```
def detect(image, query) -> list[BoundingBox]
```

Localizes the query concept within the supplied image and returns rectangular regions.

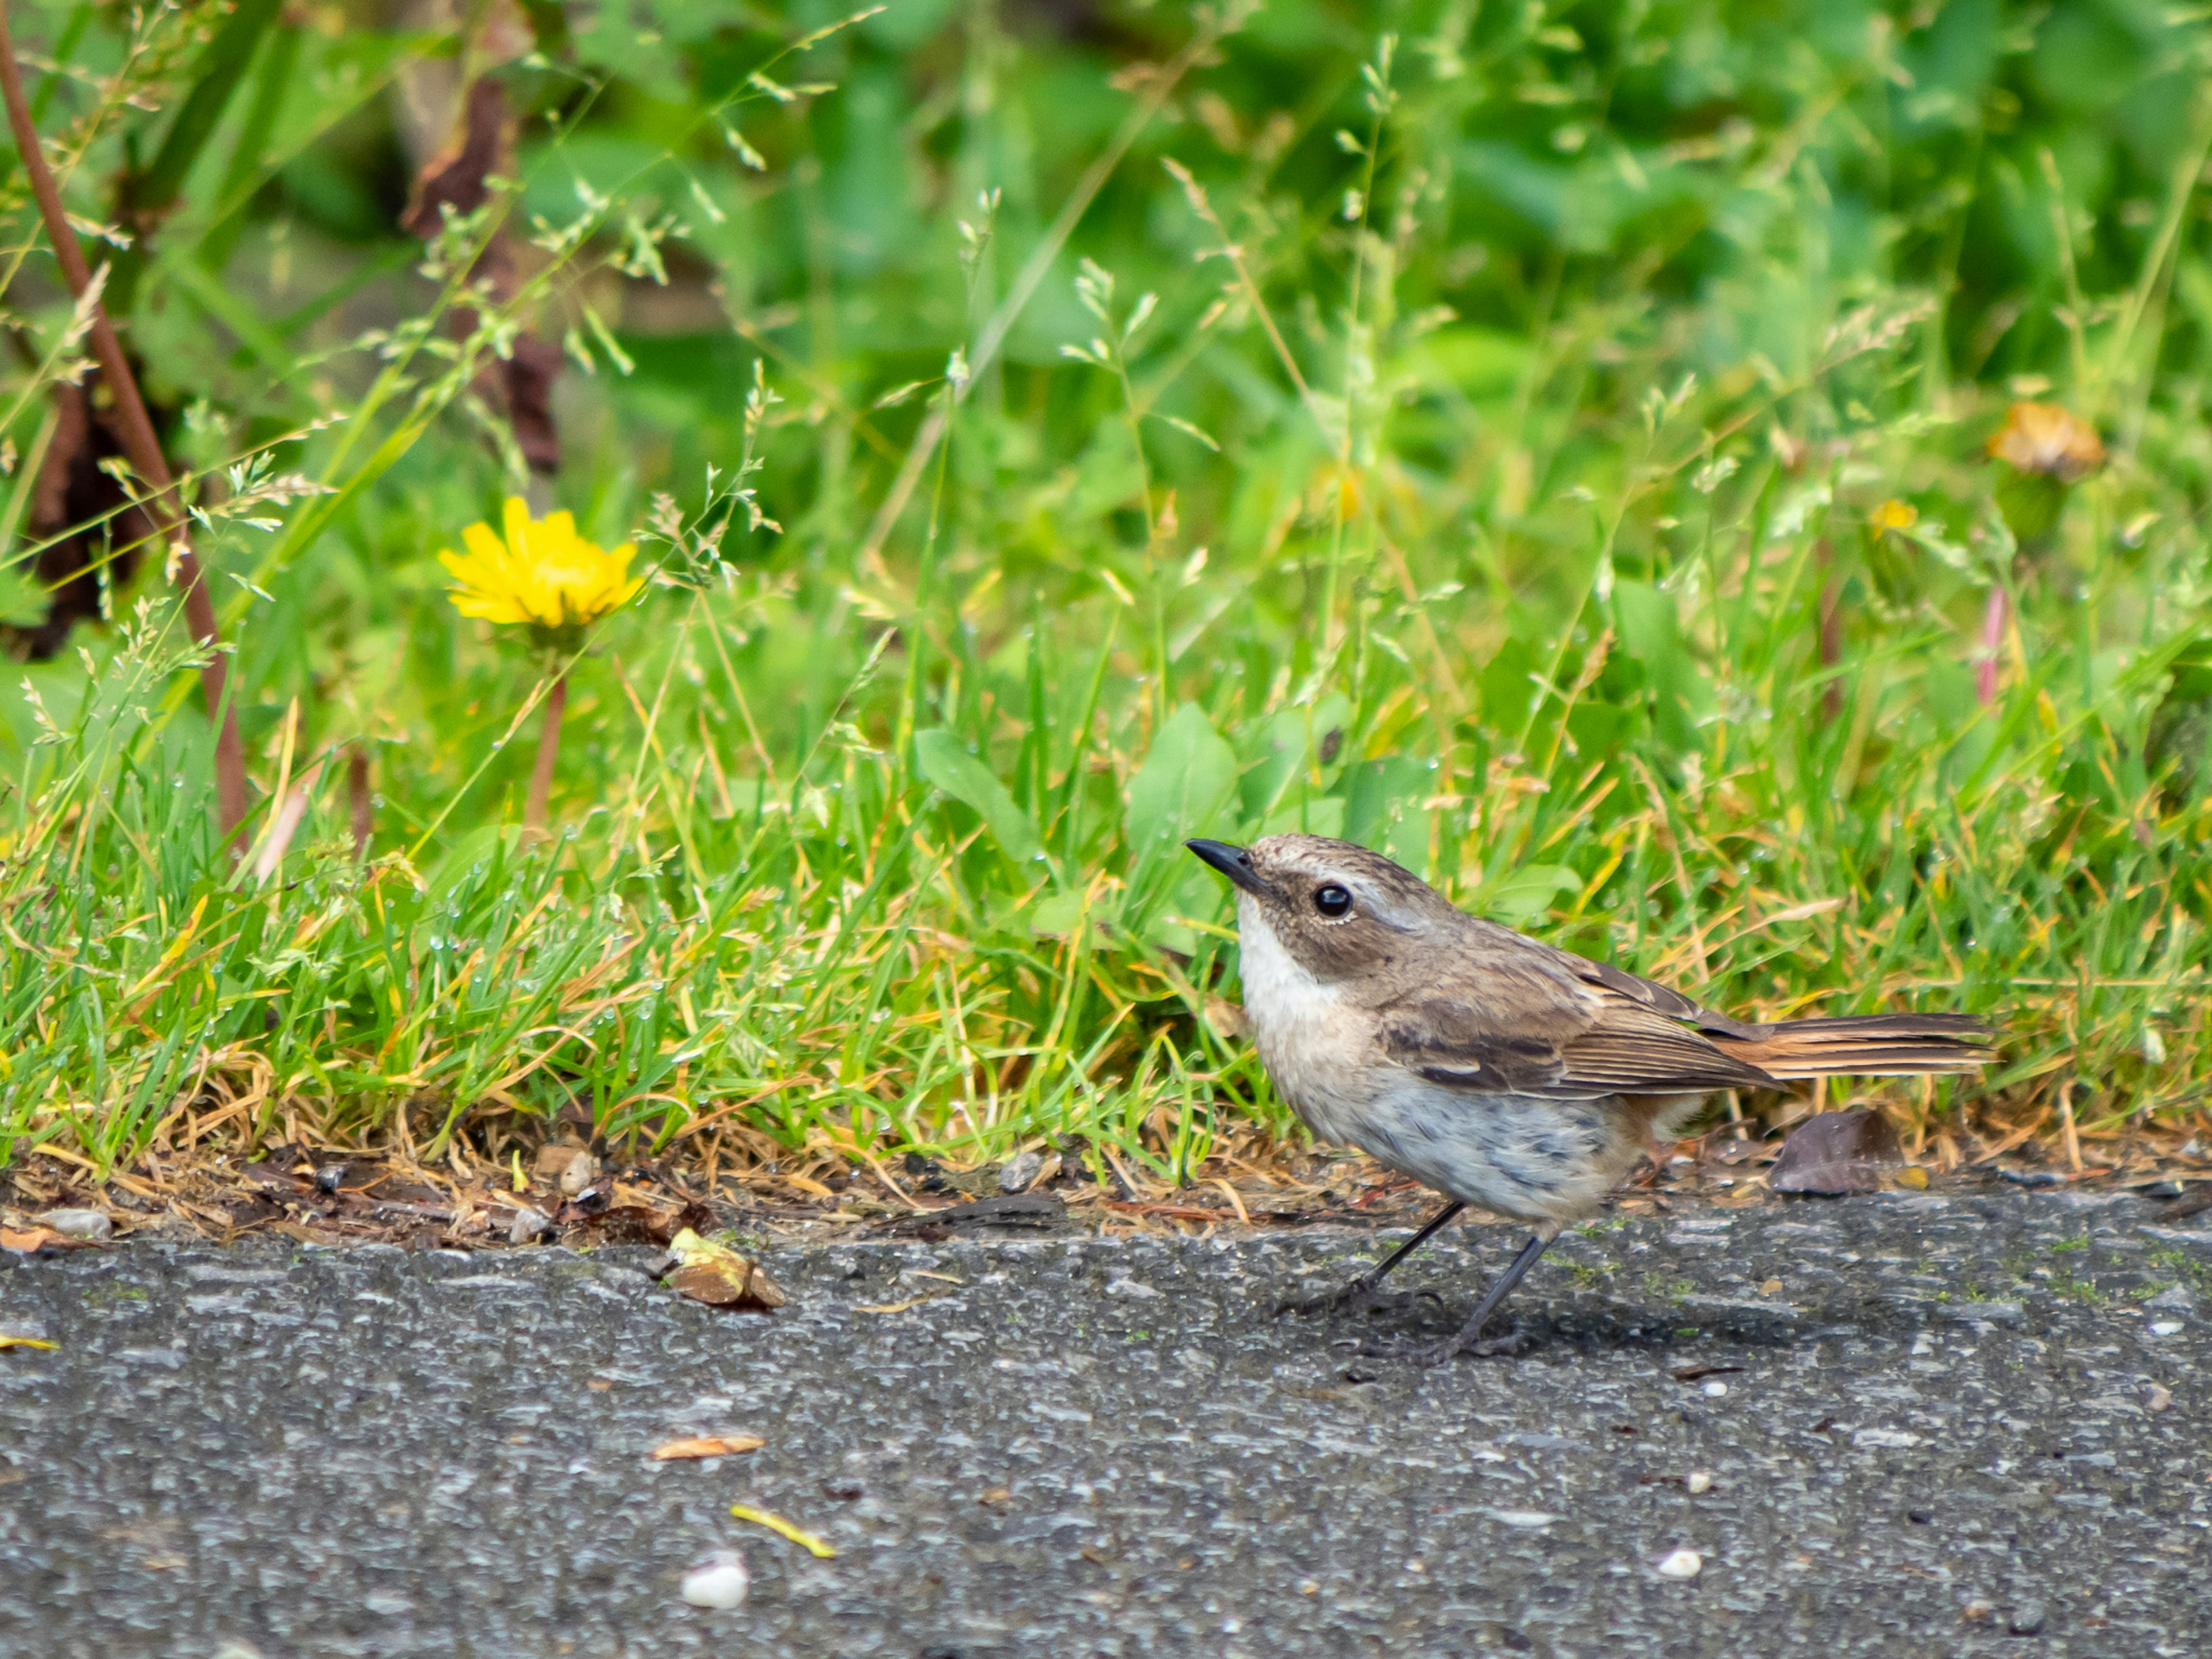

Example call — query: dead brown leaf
[653,1434,766,1461]
[665,1228,787,1311]
[669,1260,787,1310]
[1,1226,94,1255]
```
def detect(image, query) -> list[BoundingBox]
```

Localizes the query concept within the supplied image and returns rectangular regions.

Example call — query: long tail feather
[1706,1013,1993,1080]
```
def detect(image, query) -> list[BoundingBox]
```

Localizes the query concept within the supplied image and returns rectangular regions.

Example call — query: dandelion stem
[0,0,249,840]
[525,673,567,831]
[1976,587,2006,707]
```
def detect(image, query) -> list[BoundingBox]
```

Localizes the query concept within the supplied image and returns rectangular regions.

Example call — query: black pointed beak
[1185,839,1270,896]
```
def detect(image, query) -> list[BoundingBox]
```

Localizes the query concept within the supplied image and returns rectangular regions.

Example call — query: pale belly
[1252,999,1646,1224]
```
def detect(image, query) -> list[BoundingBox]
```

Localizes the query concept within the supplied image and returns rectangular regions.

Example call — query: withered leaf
[1768,1108,1903,1194]
[1,1226,96,1255]
[665,1228,786,1312]
[653,1434,765,1461]
[669,1261,786,1310]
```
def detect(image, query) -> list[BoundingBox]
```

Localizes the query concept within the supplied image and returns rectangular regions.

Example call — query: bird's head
[1184,834,1465,984]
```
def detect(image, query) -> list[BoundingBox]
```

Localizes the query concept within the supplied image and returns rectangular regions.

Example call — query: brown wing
[1382,920,1984,1096]
[1377,960,1777,1100]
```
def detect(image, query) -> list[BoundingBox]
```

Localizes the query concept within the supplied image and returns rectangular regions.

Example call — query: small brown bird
[1187,834,1992,1365]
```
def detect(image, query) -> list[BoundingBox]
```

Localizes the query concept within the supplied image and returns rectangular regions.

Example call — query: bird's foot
[1275,1277,1442,1320]
[1353,1325,1536,1368]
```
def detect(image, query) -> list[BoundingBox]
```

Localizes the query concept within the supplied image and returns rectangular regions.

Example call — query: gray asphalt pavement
[2,1189,2208,1657]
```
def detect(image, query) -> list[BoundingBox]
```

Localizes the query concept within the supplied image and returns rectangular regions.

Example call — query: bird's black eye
[1314,884,1352,918]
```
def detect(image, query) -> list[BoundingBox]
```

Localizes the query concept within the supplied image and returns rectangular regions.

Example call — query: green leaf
[1612,579,1712,752]
[1339,754,1435,873]
[1479,865,1585,923]
[1125,703,1238,863]
[915,729,1044,864]
[0,564,47,630]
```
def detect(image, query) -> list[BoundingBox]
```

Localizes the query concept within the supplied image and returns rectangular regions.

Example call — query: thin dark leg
[1402,1230,1555,1368]
[1278,1200,1464,1318]
[1364,1200,1465,1287]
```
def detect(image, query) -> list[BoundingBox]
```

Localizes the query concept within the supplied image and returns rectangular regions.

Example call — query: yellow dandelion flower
[1987,402,2104,483]
[438,498,643,634]
[1869,498,1918,533]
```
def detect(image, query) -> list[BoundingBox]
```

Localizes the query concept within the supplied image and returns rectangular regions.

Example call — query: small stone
[1758,1278,1783,1296]
[1702,1380,1728,1397]
[1486,1510,1558,1529]
[1852,1427,1923,1449]
[35,1209,111,1243]
[2144,1384,2173,1412]
[2143,1285,2196,1310]
[1961,1600,1994,1622]
[559,1153,601,1198]
[1685,1471,1713,1495]
[680,1550,750,1610]
[509,1207,551,1245]
[998,1152,1044,1194]
[2149,1320,2184,1336]
[1654,1548,1702,1580]
[2006,1601,2046,1636]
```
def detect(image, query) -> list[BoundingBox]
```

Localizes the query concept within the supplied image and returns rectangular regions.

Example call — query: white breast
[1232,895,1377,1146]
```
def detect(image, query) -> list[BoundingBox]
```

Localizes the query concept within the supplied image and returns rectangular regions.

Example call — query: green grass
[4,0,2212,1184]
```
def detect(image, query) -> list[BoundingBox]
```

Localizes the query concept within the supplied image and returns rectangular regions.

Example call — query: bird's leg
[1363,1229,1556,1366]
[1277,1200,1464,1318]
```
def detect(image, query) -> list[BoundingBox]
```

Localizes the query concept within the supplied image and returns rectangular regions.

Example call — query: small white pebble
[1655,1548,1703,1580]
[680,1551,750,1610]
[1702,1380,1729,1397]
[1296,1578,1320,1594]
[1685,1471,1713,1495]
[1487,1509,1559,1529]
[2149,1321,2184,1336]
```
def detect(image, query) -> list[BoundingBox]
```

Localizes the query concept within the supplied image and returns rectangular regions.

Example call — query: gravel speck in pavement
[2,1191,2209,1656]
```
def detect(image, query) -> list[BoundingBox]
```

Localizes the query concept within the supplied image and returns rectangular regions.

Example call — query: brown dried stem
[0,0,248,836]
[524,673,566,831]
